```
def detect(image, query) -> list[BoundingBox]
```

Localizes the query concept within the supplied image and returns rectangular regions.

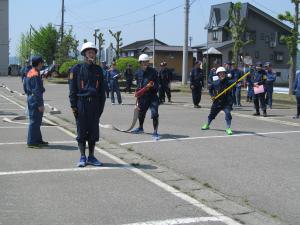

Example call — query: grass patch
[47,77,68,84]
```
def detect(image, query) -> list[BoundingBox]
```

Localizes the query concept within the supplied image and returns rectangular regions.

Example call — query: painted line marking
[0,166,122,176]
[122,216,222,225]
[0,126,56,129]
[0,140,76,146]
[2,85,243,225]
[0,94,25,109]
[120,130,300,146]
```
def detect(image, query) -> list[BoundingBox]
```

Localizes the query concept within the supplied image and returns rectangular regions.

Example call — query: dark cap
[31,56,44,67]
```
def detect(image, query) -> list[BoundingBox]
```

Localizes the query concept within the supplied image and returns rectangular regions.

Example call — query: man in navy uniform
[132,54,160,140]
[25,56,48,148]
[252,62,267,117]
[107,62,122,104]
[264,62,276,109]
[201,67,236,135]
[190,60,204,108]
[158,61,172,103]
[69,42,106,167]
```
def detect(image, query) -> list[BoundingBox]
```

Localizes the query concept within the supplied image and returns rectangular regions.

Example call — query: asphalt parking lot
[0,76,299,225]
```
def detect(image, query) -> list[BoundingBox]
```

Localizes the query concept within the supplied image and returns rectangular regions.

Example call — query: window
[275,52,284,62]
[212,31,218,40]
[255,51,260,59]
[269,54,274,60]
[245,31,256,43]
[276,72,281,77]
[265,35,270,43]
[278,33,286,45]
[260,33,265,40]
[128,51,134,57]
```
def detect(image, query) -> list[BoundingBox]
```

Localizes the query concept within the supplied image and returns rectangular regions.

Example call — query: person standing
[264,62,276,109]
[293,70,300,119]
[25,56,48,148]
[131,54,160,140]
[158,61,172,103]
[252,62,267,117]
[108,62,122,104]
[231,63,243,106]
[69,42,106,167]
[101,61,110,98]
[124,64,133,94]
[190,60,204,108]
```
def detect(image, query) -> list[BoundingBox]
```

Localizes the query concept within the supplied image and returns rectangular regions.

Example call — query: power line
[250,0,280,16]
[67,0,168,25]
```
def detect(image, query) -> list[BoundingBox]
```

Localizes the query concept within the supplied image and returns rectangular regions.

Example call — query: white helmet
[80,42,98,56]
[138,53,150,62]
[216,67,226,75]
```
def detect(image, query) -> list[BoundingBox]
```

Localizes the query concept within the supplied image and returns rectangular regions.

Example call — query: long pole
[61,0,65,43]
[29,25,32,60]
[153,14,156,68]
[205,26,209,88]
[182,0,189,85]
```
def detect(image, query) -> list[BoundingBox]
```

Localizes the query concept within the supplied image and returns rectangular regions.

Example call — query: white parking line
[0,94,25,109]
[0,166,122,176]
[120,130,300,146]
[0,126,56,129]
[122,216,222,225]
[2,87,242,225]
[0,140,76,146]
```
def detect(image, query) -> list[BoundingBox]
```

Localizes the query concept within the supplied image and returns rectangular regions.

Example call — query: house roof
[203,47,222,55]
[121,39,167,51]
[142,45,193,52]
[205,2,291,33]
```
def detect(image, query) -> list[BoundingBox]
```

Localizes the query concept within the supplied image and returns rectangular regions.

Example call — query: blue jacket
[294,71,300,97]
[265,70,276,88]
[251,69,267,86]
[209,77,236,106]
[190,68,204,88]
[230,69,243,87]
[69,63,106,115]
[25,68,45,107]
[107,68,120,81]
[135,66,159,98]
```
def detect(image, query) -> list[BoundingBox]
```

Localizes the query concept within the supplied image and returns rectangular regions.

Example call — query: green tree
[30,23,59,64]
[97,32,105,62]
[17,32,31,65]
[116,57,139,73]
[55,28,79,66]
[278,0,299,94]
[227,2,252,63]
[109,30,123,59]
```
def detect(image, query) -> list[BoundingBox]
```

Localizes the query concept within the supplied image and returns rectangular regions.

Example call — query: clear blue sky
[9,0,294,57]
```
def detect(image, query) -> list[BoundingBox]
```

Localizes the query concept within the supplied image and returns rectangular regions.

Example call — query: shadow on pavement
[45,144,78,151]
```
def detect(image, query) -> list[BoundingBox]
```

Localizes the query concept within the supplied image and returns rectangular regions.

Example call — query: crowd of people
[19,41,300,167]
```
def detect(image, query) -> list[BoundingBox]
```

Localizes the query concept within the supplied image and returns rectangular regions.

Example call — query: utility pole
[153,14,156,68]
[182,0,189,85]
[29,25,32,60]
[93,29,99,46]
[97,32,105,63]
[189,36,192,47]
[60,0,65,43]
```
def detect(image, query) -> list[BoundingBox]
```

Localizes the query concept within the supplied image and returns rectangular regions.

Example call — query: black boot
[263,110,267,117]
